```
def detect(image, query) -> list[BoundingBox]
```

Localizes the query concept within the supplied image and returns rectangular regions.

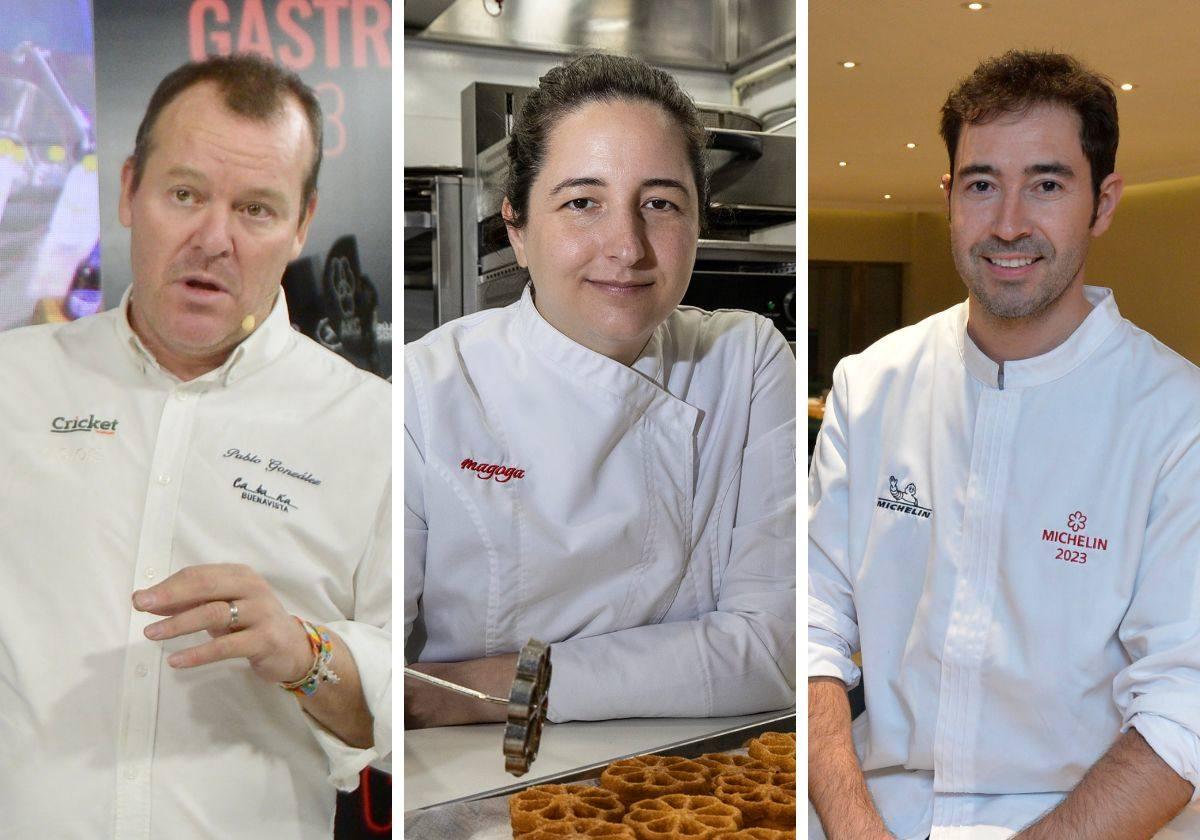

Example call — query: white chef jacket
[405,286,795,721]
[0,289,391,840]
[809,287,1200,840]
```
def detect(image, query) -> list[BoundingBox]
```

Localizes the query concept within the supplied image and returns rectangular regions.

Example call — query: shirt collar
[516,283,669,387]
[954,285,1123,390]
[113,285,296,388]
[515,283,702,440]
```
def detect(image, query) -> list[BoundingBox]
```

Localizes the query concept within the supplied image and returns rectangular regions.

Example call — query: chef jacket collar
[517,285,696,427]
[955,285,1122,390]
[114,285,296,388]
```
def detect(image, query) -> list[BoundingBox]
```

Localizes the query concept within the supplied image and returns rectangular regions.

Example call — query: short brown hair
[129,53,323,218]
[940,50,1118,215]
[504,52,708,230]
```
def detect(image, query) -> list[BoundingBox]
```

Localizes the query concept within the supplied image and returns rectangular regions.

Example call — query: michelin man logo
[877,474,931,519]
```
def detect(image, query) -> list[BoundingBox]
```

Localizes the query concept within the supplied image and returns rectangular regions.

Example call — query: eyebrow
[548,176,691,195]
[642,178,690,193]
[165,165,209,183]
[956,162,1076,178]
[1027,162,1075,177]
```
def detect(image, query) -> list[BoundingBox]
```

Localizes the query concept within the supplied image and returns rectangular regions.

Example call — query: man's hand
[133,563,375,749]
[405,653,519,729]
[134,563,311,684]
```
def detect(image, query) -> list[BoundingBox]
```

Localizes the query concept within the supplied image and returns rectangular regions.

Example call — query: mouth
[980,254,1044,279]
[584,278,654,294]
[983,256,1042,269]
[179,275,230,295]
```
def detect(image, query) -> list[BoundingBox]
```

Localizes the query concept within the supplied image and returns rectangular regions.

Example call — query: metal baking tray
[424,709,795,810]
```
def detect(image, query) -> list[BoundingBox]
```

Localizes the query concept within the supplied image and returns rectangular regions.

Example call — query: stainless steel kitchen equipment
[406,0,796,74]
[404,167,463,342]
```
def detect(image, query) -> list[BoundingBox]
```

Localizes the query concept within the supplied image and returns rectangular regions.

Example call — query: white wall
[404,37,735,167]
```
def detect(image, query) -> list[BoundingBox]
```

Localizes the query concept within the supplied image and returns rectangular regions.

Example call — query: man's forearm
[808,676,894,840]
[297,630,375,749]
[1016,728,1193,840]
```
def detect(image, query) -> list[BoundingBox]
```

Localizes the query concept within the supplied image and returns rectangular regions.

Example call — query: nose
[603,205,647,267]
[190,206,234,258]
[992,188,1032,243]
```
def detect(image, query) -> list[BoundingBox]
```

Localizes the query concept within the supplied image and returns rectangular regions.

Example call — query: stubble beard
[952,233,1088,324]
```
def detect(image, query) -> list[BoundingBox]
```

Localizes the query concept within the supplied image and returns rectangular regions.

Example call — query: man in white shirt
[809,50,1200,840]
[0,55,390,839]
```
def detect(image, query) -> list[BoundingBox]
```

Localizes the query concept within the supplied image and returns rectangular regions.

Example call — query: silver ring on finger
[227,600,240,630]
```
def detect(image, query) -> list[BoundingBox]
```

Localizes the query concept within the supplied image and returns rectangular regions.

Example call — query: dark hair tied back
[504,52,708,230]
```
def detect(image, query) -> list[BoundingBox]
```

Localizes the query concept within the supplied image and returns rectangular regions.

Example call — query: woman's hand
[405,653,519,729]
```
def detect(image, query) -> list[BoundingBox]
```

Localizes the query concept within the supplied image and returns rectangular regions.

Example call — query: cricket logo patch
[50,414,119,436]
[877,475,932,519]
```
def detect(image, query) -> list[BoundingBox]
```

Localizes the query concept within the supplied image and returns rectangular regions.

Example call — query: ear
[502,198,527,267]
[291,191,319,260]
[1089,172,1124,237]
[118,157,136,229]
[941,173,952,216]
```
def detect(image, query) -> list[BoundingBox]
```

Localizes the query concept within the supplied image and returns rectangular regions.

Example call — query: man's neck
[966,284,1094,364]
[126,306,234,383]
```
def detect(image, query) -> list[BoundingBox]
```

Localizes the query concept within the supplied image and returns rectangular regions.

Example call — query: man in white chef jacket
[0,55,389,839]
[809,50,1200,840]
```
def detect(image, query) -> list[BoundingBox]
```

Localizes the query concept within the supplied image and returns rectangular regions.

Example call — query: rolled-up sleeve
[1114,428,1200,801]
[547,321,796,721]
[808,361,862,690]
[304,478,393,791]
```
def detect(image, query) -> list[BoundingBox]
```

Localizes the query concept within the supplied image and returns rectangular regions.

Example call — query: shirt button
[144,567,156,580]
[135,663,149,677]
[157,474,171,485]
[125,767,138,780]
[174,391,190,401]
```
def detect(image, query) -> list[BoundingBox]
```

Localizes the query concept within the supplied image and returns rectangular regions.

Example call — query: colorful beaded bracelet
[280,617,340,697]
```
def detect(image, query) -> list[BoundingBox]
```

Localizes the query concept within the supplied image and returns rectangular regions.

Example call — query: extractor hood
[404,0,795,73]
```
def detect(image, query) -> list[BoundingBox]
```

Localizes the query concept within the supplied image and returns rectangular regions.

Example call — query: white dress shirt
[809,287,1200,839]
[405,287,795,722]
[0,290,391,840]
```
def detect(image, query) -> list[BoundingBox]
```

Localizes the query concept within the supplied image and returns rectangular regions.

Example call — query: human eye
[562,197,597,211]
[1035,180,1063,194]
[644,198,679,212]
[241,201,274,219]
[965,180,994,194]
[171,187,197,205]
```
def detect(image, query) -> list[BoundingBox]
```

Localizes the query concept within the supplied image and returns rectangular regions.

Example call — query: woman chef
[404,53,795,727]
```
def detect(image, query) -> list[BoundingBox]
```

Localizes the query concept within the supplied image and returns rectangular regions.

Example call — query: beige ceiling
[810,0,1200,210]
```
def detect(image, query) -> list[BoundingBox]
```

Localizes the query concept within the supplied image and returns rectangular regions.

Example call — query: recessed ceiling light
[963,2,988,9]
[884,194,892,200]
[906,142,917,149]
[1120,82,1137,91]
[840,60,857,69]
[838,161,847,167]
